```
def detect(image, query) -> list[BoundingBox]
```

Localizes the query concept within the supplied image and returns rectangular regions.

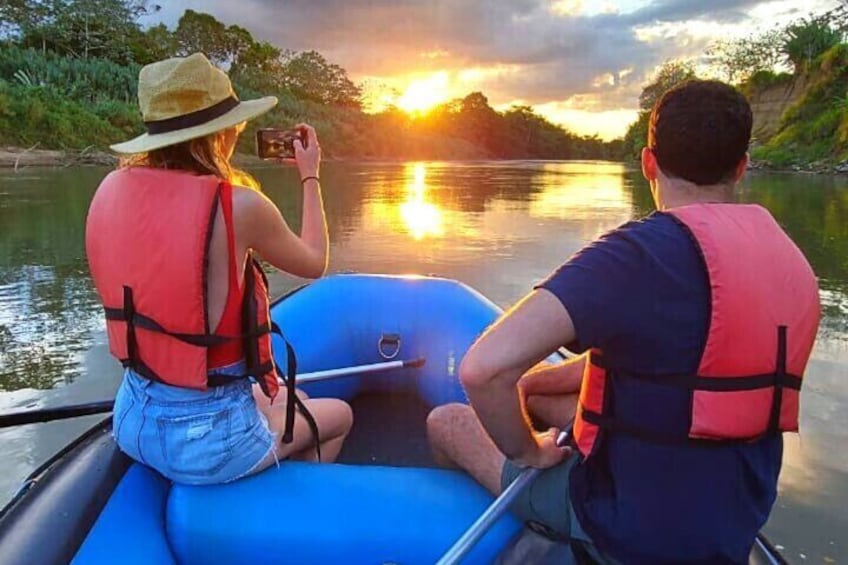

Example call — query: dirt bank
[0,146,117,169]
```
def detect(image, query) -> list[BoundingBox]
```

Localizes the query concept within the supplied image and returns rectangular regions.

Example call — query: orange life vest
[574,203,820,457]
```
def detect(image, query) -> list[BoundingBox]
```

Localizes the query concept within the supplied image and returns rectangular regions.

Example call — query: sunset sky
[149,0,840,140]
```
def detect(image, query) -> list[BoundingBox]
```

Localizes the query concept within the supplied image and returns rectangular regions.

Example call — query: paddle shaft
[436,428,572,565]
[0,357,425,428]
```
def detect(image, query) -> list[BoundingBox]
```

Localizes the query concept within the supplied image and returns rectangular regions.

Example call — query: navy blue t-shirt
[540,212,782,564]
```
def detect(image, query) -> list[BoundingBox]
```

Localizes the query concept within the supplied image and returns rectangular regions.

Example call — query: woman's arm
[239,124,328,279]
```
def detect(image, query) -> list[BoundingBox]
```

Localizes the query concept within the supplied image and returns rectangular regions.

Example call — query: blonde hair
[120,128,259,190]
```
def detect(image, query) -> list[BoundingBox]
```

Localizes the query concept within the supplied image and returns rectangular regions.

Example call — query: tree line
[0,1,620,160]
[622,2,848,168]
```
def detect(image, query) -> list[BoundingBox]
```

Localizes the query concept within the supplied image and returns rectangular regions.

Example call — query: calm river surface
[1,161,846,562]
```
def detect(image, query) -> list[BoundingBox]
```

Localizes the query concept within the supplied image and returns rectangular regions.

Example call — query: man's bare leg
[526,394,578,429]
[426,403,507,495]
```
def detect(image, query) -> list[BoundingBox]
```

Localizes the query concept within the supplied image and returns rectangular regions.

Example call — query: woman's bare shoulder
[232,185,272,214]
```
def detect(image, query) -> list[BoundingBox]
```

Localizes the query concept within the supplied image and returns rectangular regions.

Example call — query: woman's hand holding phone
[293,123,320,183]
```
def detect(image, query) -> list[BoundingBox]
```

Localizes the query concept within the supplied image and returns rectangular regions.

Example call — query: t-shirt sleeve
[536,221,650,353]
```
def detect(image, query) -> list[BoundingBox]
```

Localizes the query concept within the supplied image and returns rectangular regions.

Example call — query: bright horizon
[149,0,842,140]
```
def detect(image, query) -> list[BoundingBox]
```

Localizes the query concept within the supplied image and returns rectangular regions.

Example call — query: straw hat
[110,53,277,154]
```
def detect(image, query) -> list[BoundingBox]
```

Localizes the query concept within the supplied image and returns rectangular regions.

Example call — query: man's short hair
[648,80,752,186]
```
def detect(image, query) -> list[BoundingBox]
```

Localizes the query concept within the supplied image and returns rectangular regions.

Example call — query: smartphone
[255,128,306,160]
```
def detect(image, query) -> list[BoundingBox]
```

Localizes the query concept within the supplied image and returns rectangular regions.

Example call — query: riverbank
[749,158,848,175]
[4,145,848,176]
[0,146,115,170]
[0,147,359,169]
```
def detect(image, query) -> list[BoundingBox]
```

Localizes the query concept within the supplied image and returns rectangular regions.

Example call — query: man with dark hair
[427,80,820,563]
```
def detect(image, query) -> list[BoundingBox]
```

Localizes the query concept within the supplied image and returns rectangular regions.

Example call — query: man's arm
[459,288,577,467]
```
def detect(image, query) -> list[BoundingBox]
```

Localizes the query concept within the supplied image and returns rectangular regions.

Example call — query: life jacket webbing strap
[122,286,138,365]
[590,346,802,392]
[282,334,297,444]
[104,307,272,346]
[294,394,322,462]
[582,408,781,446]
[120,357,166,384]
[592,366,801,392]
[271,322,321,459]
[204,360,275,386]
[768,326,788,434]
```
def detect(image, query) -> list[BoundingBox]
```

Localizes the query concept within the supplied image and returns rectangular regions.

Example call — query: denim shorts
[112,362,277,485]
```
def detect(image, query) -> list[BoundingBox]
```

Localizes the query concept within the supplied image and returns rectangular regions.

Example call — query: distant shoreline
[1,146,846,176]
[0,146,116,170]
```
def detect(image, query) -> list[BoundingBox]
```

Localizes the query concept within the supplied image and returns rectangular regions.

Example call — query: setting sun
[397,73,450,114]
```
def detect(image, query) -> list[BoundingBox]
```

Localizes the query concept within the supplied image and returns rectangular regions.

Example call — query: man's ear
[641,147,658,181]
[733,153,749,183]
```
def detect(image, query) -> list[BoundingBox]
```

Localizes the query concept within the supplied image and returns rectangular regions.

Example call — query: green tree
[5,0,158,62]
[280,50,361,109]
[174,9,228,64]
[783,14,844,72]
[638,60,696,110]
[0,0,32,38]
[709,29,785,83]
[128,22,178,65]
[455,92,501,151]
[174,11,261,68]
[230,40,283,91]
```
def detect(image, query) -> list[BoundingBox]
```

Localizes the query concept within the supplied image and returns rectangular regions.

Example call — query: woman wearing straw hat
[85,53,353,485]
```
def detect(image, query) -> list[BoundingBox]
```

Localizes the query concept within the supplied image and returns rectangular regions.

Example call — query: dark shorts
[501,456,613,564]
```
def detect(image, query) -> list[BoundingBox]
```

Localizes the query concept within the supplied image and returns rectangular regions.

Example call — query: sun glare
[397,74,449,114]
[399,163,444,239]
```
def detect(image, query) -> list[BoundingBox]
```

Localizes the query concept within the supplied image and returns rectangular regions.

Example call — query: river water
[0,161,846,562]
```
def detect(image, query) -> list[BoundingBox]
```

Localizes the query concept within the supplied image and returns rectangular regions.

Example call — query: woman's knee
[303,398,353,439]
[331,400,353,435]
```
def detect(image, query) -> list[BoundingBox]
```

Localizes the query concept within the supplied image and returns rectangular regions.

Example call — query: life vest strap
[270,322,321,461]
[294,394,322,462]
[590,333,802,392]
[767,325,788,434]
[580,408,780,446]
[104,307,272,346]
[122,286,138,365]
[615,370,801,391]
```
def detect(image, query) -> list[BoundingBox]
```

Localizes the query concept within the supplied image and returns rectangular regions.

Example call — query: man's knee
[426,403,470,445]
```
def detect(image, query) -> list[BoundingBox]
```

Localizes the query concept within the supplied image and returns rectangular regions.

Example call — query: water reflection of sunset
[399,163,444,240]
[529,162,632,221]
[360,163,447,241]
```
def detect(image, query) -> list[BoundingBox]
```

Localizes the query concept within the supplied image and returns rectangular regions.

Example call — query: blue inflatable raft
[0,274,785,564]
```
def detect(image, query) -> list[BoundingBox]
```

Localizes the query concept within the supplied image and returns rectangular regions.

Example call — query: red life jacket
[86,167,281,396]
[574,203,820,457]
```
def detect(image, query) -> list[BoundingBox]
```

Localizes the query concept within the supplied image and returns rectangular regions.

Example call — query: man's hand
[514,428,572,469]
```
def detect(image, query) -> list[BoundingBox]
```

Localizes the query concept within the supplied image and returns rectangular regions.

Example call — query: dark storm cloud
[153,0,777,110]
